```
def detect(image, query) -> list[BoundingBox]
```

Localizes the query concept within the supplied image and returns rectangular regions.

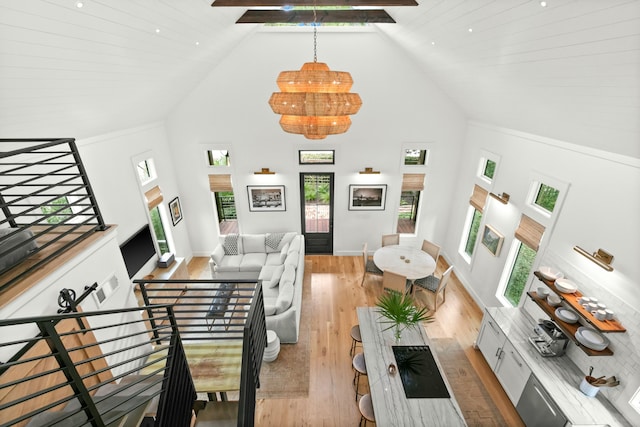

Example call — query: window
[137,159,156,184]
[144,185,173,254]
[459,184,488,261]
[464,209,483,256]
[41,196,72,224]
[483,159,496,180]
[498,214,545,307]
[533,183,559,213]
[403,149,428,165]
[502,243,537,306]
[207,150,230,167]
[397,174,424,234]
[299,150,335,164]
[209,174,238,235]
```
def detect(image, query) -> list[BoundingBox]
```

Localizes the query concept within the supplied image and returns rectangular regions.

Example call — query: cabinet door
[495,340,532,404]
[477,312,506,370]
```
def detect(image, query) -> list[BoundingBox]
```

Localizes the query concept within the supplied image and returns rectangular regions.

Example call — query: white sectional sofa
[209,232,305,343]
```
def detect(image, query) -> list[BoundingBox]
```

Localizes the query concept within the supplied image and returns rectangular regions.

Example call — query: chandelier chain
[313,0,317,62]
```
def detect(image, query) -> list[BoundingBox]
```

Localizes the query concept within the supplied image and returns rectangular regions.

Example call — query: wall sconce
[573,246,614,271]
[254,168,275,175]
[359,167,380,174]
[489,192,510,204]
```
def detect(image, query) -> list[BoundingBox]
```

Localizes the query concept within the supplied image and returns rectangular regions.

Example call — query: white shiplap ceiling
[1,0,638,158]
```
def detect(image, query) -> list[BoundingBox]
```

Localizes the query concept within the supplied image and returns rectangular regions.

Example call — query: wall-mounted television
[119,225,157,279]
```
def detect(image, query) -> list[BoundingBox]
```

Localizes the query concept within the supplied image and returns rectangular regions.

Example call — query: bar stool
[352,352,367,401]
[358,393,375,426]
[350,325,362,357]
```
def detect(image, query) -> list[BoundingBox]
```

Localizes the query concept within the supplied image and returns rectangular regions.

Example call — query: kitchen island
[357,307,467,426]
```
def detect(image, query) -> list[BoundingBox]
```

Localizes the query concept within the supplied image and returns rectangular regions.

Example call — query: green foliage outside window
[404,149,427,165]
[534,183,559,212]
[41,196,72,224]
[503,243,537,306]
[483,159,496,179]
[149,207,170,254]
[207,150,230,167]
[304,176,330,204]
[464,209,482,256]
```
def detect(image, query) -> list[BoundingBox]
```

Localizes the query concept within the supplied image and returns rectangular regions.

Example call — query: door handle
[533,385,557,417]
[510,351,523,367]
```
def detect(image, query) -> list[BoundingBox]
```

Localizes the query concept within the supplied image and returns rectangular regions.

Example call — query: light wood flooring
[187,255,525,427]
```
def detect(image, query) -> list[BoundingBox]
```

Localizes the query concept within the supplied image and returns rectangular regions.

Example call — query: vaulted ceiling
[1,0,638,159]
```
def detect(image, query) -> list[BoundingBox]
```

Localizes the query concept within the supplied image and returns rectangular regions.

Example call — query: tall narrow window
[501,214,545,306]
[144,185,171,255]
[397,173,424,234]
[209,174,238,235]
[460,184,488,259]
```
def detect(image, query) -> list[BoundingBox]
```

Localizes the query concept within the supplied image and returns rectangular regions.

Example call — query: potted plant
[375,292,433,342]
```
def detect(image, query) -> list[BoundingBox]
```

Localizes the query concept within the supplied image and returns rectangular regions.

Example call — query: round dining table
[373,244,436,281]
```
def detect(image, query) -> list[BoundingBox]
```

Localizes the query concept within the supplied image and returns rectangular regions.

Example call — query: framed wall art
[247,185,286,212]
[481,224,504,256]
[348,184,387,211]
[169,197,183,226]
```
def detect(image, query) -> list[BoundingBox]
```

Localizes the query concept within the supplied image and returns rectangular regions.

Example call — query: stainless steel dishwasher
[516,374,567,427]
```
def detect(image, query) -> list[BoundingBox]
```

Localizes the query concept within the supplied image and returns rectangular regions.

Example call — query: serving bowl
[539,266,564,281]
[547,294,562,307]
[575,327,609,351]
[536,287,550,298]
[555,278,578,294]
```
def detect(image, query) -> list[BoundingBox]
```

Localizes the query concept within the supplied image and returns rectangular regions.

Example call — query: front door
[300,173,334,254]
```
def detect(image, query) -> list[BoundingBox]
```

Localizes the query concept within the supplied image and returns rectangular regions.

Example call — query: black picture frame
[247,185,286,212]
[298,150,335,165]
[169,196,183,226]
[348,184,387,211]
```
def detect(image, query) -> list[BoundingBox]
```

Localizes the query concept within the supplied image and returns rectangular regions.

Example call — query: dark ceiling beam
[236,9,395,23]
[212,0,417,7]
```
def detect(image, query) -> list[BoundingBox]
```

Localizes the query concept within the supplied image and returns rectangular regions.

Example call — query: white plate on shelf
[539,266,564,281]
[555,278,578,294]
[575,327,609,351]
[555,307,579,324]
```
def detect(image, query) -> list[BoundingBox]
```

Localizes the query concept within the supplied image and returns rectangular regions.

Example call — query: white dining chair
[382,270,409,296]
[421,239,440,264]
[361,242,383,286]
[381,233,399,247]
[413,265,454,312]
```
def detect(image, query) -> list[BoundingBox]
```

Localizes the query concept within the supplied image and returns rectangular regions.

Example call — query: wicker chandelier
[268,7,361,140]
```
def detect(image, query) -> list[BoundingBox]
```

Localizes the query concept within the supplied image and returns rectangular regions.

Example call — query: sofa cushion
[222,234,240,255]
[263,297,278,315]
[288,236,302,255]
[275,280,294,314]
[216,255,242,272]
[211,245,225,265]
[259,264,285,289]
[284,251,299,268]
[280,263,296,286]
[242,234,265,253]
[239,253,267,272]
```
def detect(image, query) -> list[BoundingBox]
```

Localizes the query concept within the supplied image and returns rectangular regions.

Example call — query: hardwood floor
[187,255,525,426]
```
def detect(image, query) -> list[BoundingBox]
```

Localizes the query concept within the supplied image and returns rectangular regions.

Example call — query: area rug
[430,338,508,427]
[256,260,312,399]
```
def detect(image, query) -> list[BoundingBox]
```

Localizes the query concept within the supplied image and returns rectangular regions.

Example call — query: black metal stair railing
[0,138,108,293]
[0,305,195,427]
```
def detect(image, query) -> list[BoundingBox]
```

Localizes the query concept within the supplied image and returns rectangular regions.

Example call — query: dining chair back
[381,233,400,247]
[421,239,441,263]
[194,401,239,427]
[361,242,383,286]
[382,270,409,295]
[413,265,454,312]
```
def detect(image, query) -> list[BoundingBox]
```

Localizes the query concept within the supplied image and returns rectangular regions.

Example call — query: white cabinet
[477,311,532,405]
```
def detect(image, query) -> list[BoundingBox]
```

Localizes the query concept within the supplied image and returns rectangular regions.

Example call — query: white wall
[76,123,193,277]
[444,122,640,423]
[165,28,467,256]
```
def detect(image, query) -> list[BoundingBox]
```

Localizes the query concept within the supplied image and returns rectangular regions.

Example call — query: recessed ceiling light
[155,28,161,34]
[431,41,436,46]
[540,1,547,7]
[195,41,200,46]
[468,28,473,33]
[76,1,84,8]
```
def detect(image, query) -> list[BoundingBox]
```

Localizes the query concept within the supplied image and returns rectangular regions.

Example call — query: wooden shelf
[527,291,613,356]
[533,271,625,333]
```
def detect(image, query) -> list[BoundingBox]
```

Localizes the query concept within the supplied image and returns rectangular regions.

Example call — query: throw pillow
[284,251,298,268]
[259,264,285,289]
[211,245,225,265]
[275,280,295,314]
[280,263,296,285]
[222,234,239,255]
[288,236,302,254]
[266,232,285,250]
[279,242,290,263]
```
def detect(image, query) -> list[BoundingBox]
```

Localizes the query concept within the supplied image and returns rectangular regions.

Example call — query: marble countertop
[486,307,631,426]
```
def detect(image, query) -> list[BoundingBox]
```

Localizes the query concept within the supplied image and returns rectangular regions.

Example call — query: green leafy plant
[376,292,433,342]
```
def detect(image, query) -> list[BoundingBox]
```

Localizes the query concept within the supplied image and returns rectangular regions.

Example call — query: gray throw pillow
[223,234,239,255]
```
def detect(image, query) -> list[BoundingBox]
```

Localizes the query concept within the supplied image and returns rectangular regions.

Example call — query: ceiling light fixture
[268,2,362,140]
[76,1,84,8]
[540,1,548,7]
[489,192,510,204]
